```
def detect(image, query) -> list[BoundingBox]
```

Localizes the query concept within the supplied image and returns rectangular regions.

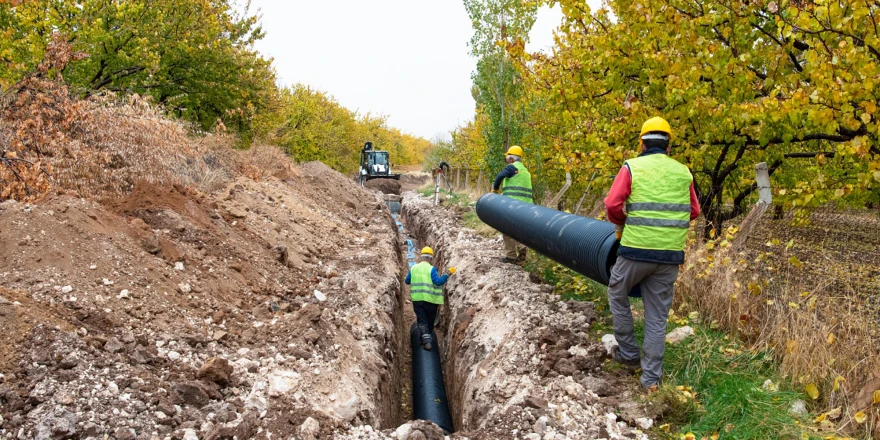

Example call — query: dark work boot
[421,334,432,351]
[611,346,641,373]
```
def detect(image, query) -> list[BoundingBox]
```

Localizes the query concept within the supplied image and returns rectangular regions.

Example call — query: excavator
[358,142,400,186]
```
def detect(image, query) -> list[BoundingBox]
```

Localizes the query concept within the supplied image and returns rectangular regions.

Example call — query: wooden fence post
[756,162,772,204]
[574,171,597,215]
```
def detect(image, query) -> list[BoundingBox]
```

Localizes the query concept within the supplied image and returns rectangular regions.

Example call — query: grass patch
[462,210,497,238]
[655,323,810,439]
[524,253,818,439]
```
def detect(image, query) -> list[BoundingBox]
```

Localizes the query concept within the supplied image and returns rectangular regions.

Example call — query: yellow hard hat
[505,145,524,157]
[420,247,434,256]
[639,117,673,139]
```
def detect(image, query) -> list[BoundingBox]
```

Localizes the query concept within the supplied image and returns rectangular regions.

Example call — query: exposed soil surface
[399,172,432,192]
[365,179,402,195]
[0,162,405,440]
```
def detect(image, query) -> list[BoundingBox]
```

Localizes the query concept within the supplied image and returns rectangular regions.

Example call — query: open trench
[354,188,654,439]
[383,192,653,439]
[367,192,453,435]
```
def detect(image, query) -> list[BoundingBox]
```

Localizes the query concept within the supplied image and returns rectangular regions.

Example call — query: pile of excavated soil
[364,179,402,195]
[396,193,652,439]
[399,173,432,192]
[0,164,405,439]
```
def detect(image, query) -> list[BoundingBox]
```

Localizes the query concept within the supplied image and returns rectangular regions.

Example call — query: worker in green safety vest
[405,246,456,351]
[492,145,533,264]
[604,116,701,393]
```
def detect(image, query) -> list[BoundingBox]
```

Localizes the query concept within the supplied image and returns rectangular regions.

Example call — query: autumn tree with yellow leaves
[258,85,431,173]
[457,0,880,229]
[506,0,880,229]
[0,0,277,141]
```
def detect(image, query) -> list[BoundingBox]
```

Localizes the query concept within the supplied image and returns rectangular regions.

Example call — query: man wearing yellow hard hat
[603,117,700,392]
[492,145,533,263]
[404,246,456,351]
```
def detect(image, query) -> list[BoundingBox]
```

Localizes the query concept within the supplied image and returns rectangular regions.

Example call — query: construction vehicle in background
[358,142,400,186]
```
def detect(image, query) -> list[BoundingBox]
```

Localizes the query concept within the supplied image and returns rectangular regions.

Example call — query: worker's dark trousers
[607,256,678,389]
[413,301,438,342]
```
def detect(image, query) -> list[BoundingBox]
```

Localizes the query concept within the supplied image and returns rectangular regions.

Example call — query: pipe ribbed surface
[475,193,619,285]
[410,322,454,433]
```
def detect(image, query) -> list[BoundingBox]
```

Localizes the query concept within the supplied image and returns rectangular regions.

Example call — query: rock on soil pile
[0,161,406,439]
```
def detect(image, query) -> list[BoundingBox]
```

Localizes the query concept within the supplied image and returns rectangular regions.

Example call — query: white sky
[247,1,597,140]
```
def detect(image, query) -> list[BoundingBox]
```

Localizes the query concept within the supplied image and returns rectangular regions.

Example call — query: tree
[261,85,430,173]
[504,0,880,231]
[0,0,276,137]
[464,0,538,172]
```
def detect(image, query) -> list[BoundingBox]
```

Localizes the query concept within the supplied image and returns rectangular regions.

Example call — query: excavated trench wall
[400,193,649,439]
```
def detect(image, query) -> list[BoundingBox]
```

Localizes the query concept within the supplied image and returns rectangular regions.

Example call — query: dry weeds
[678,204,880,435]
[0,35,295,203]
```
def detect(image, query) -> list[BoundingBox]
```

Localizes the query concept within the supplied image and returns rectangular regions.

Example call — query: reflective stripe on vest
[626,202,691,213]
[409,261,443,304]
[502,161,533,203]
[620,154,693,251]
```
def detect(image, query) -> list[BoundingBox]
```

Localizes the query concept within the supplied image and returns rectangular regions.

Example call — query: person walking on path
[405,246,455,351]
[603,117,701,391]
[492,145,533,263]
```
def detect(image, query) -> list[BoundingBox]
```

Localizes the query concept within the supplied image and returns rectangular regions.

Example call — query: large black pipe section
[410,322,454,433]
[476,193,620,285]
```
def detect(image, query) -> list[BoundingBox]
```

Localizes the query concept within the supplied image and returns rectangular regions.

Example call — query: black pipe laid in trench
[476,193,641,295]
[409,322,454,433]
[393,212,455,433]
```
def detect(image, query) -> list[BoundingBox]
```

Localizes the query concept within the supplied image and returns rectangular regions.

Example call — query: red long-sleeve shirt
[604,165,701,225]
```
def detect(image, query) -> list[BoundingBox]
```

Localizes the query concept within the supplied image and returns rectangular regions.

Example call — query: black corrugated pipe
[475,193,623,285]
[410,322,454,433]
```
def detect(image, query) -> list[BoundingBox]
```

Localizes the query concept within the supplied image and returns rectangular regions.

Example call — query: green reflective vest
[620,153,693,252]
[410,261,444,305]
[502,161,533,203]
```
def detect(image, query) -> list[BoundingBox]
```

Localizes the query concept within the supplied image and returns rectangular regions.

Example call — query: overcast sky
[247,1,593,140]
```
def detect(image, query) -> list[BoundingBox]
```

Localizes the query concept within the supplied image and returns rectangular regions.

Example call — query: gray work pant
[502,234,524,259]
[607,256,679,388]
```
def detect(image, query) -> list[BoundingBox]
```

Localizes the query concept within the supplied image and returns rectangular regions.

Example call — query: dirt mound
[400,172,432,191]
[300,161,382,219]
[365,178,402,195]
[0,164,405,439]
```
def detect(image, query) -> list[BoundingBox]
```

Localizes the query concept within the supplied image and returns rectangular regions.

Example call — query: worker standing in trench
[492,145,534,264]
[603,117,701,392]
[405,247,456,351]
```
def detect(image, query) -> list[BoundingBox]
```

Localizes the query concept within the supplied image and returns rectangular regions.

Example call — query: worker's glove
[447,267,456,276]
[615,224,625,241]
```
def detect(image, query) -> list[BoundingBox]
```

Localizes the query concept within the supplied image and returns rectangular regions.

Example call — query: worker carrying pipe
[604,116,701,392]
[492,145,533,264]
[405,247,456,351]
